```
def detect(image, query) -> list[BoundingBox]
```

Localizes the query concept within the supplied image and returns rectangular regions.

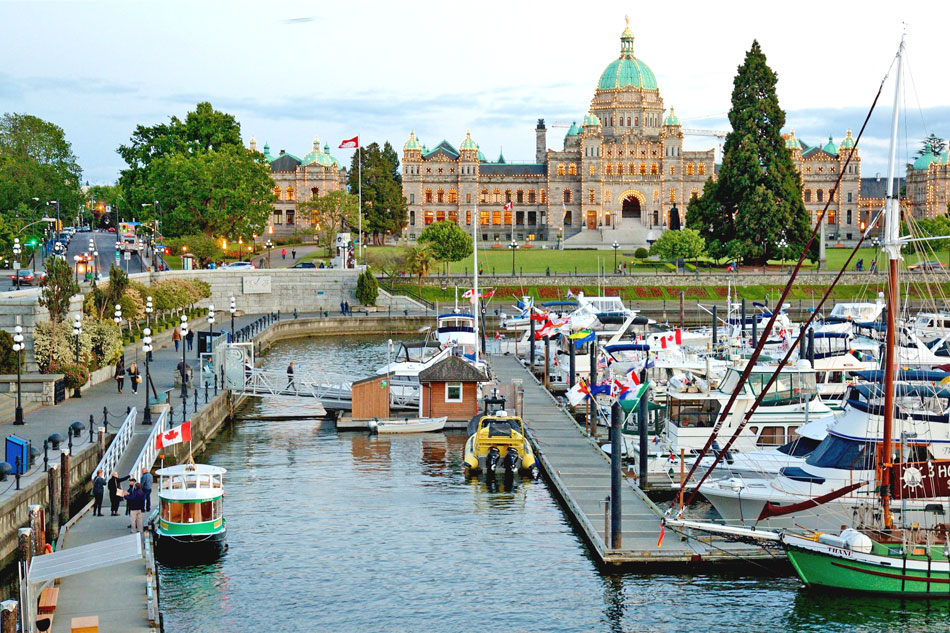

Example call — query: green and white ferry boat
[153,463,227,561]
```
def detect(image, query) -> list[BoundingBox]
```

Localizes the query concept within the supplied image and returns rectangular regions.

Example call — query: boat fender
[44,543,53,554]
[368,418,379,434]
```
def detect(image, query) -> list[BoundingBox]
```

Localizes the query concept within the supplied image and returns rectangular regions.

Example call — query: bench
[38,586,58,613]
[71,615,99,633]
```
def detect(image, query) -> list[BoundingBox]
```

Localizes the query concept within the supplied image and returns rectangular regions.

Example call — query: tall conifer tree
[687,41,810,264]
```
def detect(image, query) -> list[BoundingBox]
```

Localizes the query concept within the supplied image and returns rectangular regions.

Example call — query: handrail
[128,407,169,480]
[91,407,137,481]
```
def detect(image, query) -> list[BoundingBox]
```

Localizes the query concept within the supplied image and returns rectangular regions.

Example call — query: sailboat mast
[880,34,905,530]
[472,201,480,364]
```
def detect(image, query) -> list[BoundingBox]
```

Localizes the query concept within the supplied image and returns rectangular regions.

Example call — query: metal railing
[91,407,137,481]
[127,407,169,480]
[236,368,347,402]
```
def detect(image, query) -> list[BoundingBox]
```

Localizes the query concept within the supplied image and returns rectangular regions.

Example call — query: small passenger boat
[369,416,447,433]
[464,410,537,477]
[153,463,227,561]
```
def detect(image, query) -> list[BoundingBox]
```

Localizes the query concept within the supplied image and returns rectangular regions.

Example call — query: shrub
[0,330,22,374]
[50,362,89,390]
[356,269,379,306]
[634,247,649,259]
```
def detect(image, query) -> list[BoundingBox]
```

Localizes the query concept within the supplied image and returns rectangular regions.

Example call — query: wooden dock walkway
[489,354,778,568]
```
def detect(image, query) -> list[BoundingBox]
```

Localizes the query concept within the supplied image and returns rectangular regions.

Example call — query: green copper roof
[822,135,838,155]
[839,129,855,150]
[262,142,274,162]
[497,148,505,163]
[597,21,657,91]
[404,131,422,150]
[785,130,801,150]
[583,112,601,127]
[460,131,477,150]
[937,142,950,165]
[912,151,937,170]
[302,136,337,167]
[566,121,581,137]
[663,108,680,126]
[477,148,486,162]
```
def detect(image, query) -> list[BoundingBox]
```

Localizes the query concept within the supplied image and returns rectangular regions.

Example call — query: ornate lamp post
[12,325,24,425]
[142,328,153,425]
[208,304,215,336]
[508,239,518,276]
[229,296,236,335]
[145,296,153,361]
[73,254,81,284]
[180,315,189,407]
[12,238,21,290]
[114,304,122,342]
[265,239,273,268]
[557,226,563,251]
[612,241,620,274]
[777,237,789,273]
[72,314,82,398]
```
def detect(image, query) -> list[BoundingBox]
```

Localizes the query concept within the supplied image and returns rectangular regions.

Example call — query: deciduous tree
[39,256,80,365]
[417,220,473,275]
[347,142,408,245]
[405,246,433,295]
[649,228,707,263]
[299,190,359,252]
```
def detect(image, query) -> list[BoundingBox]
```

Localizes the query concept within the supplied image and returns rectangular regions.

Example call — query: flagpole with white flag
[358,140,362,264]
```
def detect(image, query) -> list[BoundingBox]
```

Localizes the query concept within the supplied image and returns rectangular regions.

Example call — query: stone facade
[249,137,348,238]
[906,143,950,219]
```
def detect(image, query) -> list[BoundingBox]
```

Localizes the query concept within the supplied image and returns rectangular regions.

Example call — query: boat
[463,410,537,477]
[153,463,227,561]
[369,416,447,433]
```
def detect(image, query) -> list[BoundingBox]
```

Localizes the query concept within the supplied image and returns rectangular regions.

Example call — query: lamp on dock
[12,238,20,289]
[71,314,82,398]
[229,296,236,334]
[612,241,620,274]
[145,297,153,361]
[12,325,24,425]
[143,328,153,425]
[208,304,215,336]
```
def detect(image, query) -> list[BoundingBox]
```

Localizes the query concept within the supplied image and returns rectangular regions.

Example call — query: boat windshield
[668,398,721,428]
[161,498,222,524]
[805,435,875,470]
[746,371,817,404]
[777,436,822,457]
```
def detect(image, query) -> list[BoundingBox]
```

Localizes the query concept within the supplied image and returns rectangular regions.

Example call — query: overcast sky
[2,0,948,184]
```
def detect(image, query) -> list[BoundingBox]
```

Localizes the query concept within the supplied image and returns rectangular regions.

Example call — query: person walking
[185,328,194,352]
[114,359,125,394]
[344,300,351,316]
[108,471,129,516]
[140,468,154,513]
[126,478,135,516]
[127,482,146,534]
[281,248,287,260]
[172,326,181,352]
[286,361,296,391]
[128,361,141,395]
[93,469,107,516]
[340,300,345,315]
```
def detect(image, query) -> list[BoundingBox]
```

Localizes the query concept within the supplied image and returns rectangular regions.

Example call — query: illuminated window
[466,193,471,204]
[424,210,434,225]
[436,210,445,222]
[492,211,502,225]
[286,187,294,201]
[563,189,572,204]
[448,189,458,204]
[651,163,658,175]
[804,189,811,202]
[480,211,489,226]
[569,164,577,176]
[653,189,660,203]
[516,190,524,204]
[629,162,635,174]
[557,164,565,176]
[605,190,611,202]
[436,189,444,203]
[528,190,536,204]
[670,166,675,175]
[606,164,613,175]
[669,188,676,203]
[589,189,595,203]
[686,163,695,176]
[618,163,624,175]
[540,189,546,204]
[425,189,433,203]
[480,189,489,203]
[589,165,595,176]
[817,189,824,203]
[504,209,512,225]
[827,210,835,225]
[273,209,283,224]
[466,210,471,224]
[626,117,631,126]
[492,190,501,204]
[640,163,646,175]
[698,163,706,176]
[274,187,282,201]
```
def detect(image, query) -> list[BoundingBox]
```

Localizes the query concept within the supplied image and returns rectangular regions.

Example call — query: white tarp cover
[28,533,143,584]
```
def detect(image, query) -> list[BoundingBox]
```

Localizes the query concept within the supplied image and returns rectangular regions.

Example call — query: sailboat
[668,35,950,596]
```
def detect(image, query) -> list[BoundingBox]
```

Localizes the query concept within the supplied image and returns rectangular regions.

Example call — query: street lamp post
[509,239,517,276]
[12,326,24,425]
[777,237,788,273]
[142,328,152,425]
[72,314,82,399]
[73,254,80,285]
[557,227,563,250]
[229,296,236,336]
[12,238,21,290]
[265,240,273,268]
[145,296,153,361]
[612,241,620,274]
[208,304,215,337]
[180,316,189,412]
[114,303,122,336]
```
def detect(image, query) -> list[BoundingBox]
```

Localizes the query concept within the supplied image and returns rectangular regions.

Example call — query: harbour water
[159,336,950,633]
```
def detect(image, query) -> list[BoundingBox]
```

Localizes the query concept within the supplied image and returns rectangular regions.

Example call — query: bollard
[103,406,109,434]
[89,414,95,444]
[712,305,718,348]
[205,380,209,404]
[97,428,105,460]
[29,504,44,555]
[17,528,32,571]
[610,401,622,549]
[14,457,20,490]
[60,450,70,526]
[43,439,49,472]
[214,373,219,396]
[1,600,18,633]
[194,389,198,413]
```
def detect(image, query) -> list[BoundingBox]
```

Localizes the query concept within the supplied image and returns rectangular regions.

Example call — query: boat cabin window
[756,426,786,446]
[806,436,875,470]
[777,436,822,457]
[746,372,816,404]
[668,399,721,428]
[483,419,522,437]
[161,498,222,523]
[445,382,463,402]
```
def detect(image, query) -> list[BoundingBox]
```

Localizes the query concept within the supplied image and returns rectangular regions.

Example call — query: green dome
[460,130,477,150]
[912,151,937,170]
[565,121,581,137]
[262,142,274,162]
[303,136,336,167]
[822,135,838,155]
[597,21,657,91]
[784,130,801,149]
[663,108,680,127]
[477,148,486,162]
[404,131,422,151]
[583,112,601,127]
[839,129,855,150]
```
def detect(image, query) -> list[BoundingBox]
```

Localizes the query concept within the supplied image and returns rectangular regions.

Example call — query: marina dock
[489,354,779,567]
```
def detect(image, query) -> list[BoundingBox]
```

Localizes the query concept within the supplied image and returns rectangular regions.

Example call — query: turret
[536,119,547,163]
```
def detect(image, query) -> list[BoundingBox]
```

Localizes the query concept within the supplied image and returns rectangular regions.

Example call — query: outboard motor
[486,446,501,475]
[367,418,379,435]
[504,447,520,474]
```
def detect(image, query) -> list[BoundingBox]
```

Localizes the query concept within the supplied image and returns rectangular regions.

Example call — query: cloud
[280,17,316,24]
[0,72,140,101]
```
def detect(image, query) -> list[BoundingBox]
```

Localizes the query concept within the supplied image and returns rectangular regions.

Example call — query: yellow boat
[463,411,537,477]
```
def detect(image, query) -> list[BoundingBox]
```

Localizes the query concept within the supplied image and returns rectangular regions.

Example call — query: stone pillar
[97,427,106,460]
[28,504,44,555]
[0,600,17,633]
[17,527,32,570]
[60,450,70,526]
[48,464,60,538]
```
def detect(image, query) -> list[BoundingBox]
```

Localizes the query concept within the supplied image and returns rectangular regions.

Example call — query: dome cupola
[597,17,658,91]
[404,131,422,151]
[663,108,681,127]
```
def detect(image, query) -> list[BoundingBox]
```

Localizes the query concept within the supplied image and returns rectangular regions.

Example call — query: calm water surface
[159,336,950,633]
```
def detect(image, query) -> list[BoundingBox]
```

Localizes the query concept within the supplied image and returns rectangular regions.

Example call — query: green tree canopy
[649,228,707,261]
[405,246,433,294]
[686,41,811,265]
[916,133,946,158]
[347,142,408,245]
[299,190,359,251]
[417,220,473,274]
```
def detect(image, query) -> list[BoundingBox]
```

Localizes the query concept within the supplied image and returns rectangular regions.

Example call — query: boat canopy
[848,383,950,401]
[852,369,950,383]
[437,313,474,320]
[604,343,651,353]
[812,331,850,339]
[541,301,578,308]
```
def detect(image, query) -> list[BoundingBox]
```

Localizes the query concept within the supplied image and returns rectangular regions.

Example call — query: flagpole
[358,141,362,265]
[472,200,480,364]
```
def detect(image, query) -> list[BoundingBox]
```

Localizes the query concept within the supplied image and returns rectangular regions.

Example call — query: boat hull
[154,529,227,563]
[376,416,447,433]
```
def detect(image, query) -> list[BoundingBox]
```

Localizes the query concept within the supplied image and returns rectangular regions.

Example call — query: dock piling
[568,340,575,388]
[638,377,649,488]
[610,402,622,549]
[712,305,718,348]
[48,464,59,537]
[679,291,685,329]
[60,450,70,526]
[589,338,598,436]
[1,600,16,633]
[17,527,32,571]
[28,505,44,555]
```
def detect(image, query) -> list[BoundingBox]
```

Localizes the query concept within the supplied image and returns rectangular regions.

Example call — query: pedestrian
[127,361,141,395]
[281,248,287,260]
[114,359,125,394]
[93,469,107,516]
[126,478,135,516]
[108,471,129,516]
[185,328,194,351]
[870,259,877,273]
[286,361,295,390]
[340,300,345,315]
[344,300,350,315]
[140,467,154,513]
[128,482,145,534]
[292,248,297,260]
[172,326,181,351]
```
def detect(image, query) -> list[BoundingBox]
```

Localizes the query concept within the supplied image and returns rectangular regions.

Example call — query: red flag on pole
[155,421,192,450]
[338,136,359,149]
[503,201,513,211]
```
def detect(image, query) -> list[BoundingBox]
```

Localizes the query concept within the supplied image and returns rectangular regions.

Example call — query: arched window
[829,190,835,202]
[480,189,489,203]
[686,163,695,176]
[626,117,631,126]
[540,189,546,204]
[425,189,433,203]
[698,163,706,176]
[846,209,852,225]
[589,165,595,176]
[653,189,660,203]
[505,190,513,203]
[311,186,319,199]
[493,189,501,204]
[274,187,282,201]
[563,189,572,204]
[634,117,638,126]
[436,189,444,203]
[606,164,613,175]
[629,162,635,174]
[448,189,458,204]
[589,189,595,203]
[557,164,565,176]
[617,163,624,175]
[569,164,577,176]
[817,189,824,202]
[651,163,658,175]
[516,190,524,204]
[669,188,676,203]
[286,186,294,201]
[528,190,536,204]
[639,163,646,175]
[804,189,811,202]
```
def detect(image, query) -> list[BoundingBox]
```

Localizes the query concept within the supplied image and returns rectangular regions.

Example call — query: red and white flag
[462,288,495,300]
[503,201,513,211]
[338,136,359,149]
[155,421,192,450]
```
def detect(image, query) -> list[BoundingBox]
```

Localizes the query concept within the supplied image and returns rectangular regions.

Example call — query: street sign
[12,262,19,270]
[124,251,131,261]
[115,250,120,260]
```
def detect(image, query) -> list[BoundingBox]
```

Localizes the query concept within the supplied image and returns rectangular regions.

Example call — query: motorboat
[463,410,536,477]
[369,416,447,433]
[436,312,477,357]
[153,463,227,561]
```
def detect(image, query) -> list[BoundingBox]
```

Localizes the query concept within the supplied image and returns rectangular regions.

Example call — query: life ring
[44,543,53,554]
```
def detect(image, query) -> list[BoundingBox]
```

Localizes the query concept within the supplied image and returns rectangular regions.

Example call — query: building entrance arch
[621,196,641,219]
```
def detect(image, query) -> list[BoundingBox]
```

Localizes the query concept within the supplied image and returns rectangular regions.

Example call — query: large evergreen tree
[916,133,946,158]
[687,41,811,264]
[347,142,408,245]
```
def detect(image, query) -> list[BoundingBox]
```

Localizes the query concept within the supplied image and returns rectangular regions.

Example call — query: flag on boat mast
[339,136,362,262]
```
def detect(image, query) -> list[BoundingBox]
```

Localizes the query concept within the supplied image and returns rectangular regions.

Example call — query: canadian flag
[462,288,495,300]
[503,201,513,211]
[338,136,359,149]
[155,421,192,450]
[462,288,476,299]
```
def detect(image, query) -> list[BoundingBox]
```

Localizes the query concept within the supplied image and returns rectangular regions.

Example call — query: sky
[1,0,949,185]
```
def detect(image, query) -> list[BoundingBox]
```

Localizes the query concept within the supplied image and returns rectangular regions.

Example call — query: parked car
[291,261,316,269]
[77,252,95,263]
[908,260,945,271]
[9,270,36,285]
[107,227,116,233]
[222,261,255,270]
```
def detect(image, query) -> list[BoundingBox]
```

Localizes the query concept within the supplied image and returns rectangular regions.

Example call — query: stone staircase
[563,222,660,248]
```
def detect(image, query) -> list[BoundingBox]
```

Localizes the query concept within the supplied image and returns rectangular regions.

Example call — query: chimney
[280,149,286,155]
[875,172,881,181]
[535,119,547,164]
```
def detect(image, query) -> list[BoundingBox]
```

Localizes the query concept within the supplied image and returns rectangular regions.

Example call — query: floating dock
[490,354,780,568]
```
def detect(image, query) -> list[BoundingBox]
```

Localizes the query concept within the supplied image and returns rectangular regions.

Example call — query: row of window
[414,210,545,227]
[274,186,322,202]
[804,188,847,203]
[271,209,296,226]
